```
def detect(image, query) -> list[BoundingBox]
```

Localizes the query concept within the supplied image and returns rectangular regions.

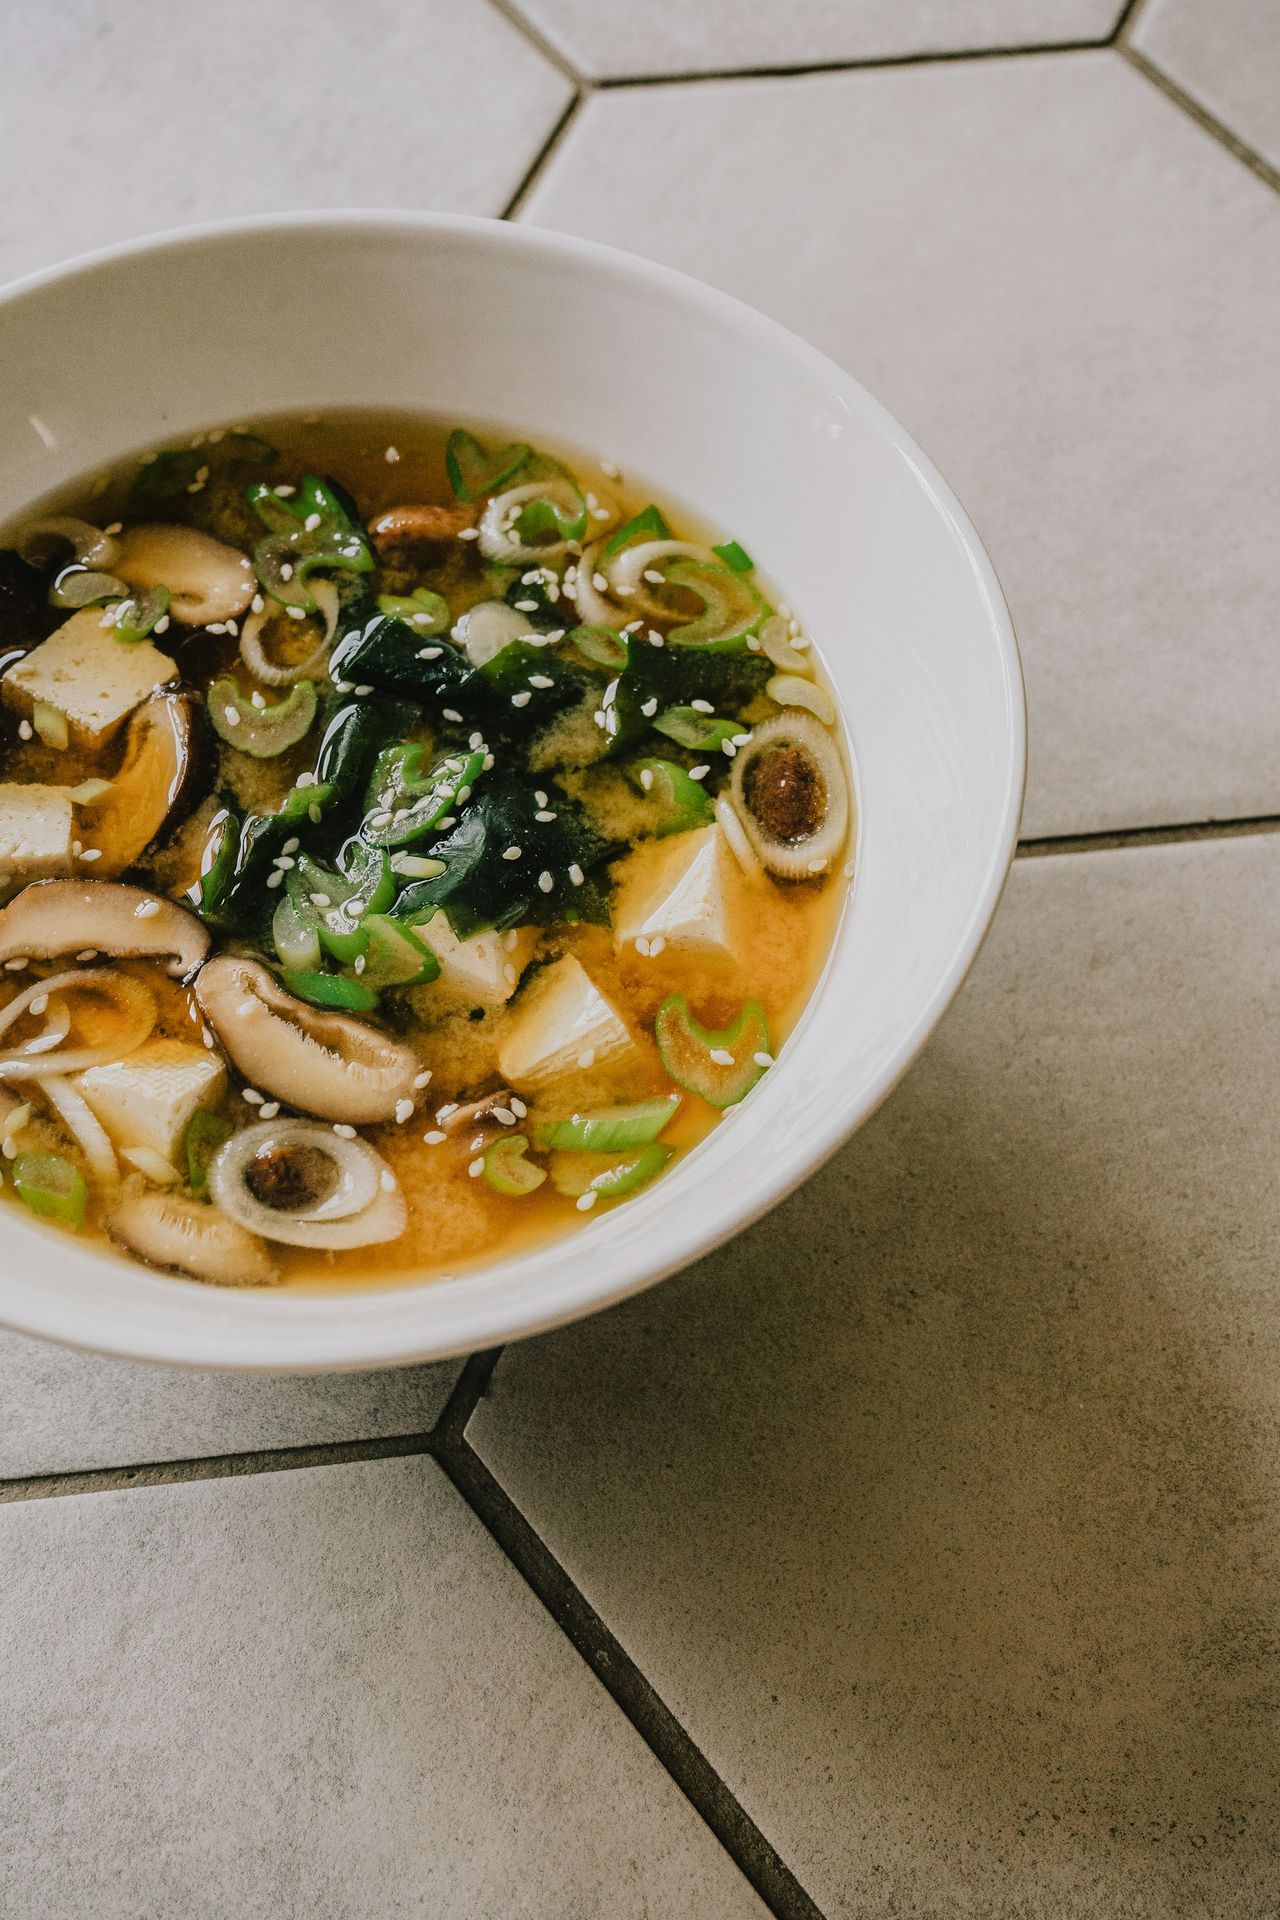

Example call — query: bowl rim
[0,209,1026,1371]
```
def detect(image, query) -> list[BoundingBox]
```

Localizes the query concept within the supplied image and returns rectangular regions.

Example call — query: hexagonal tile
[472,833,1280,1916]
[516,0,1124,81]
[522,53,1280,838]
[1133,0,1280,173]
[0,0,572,284]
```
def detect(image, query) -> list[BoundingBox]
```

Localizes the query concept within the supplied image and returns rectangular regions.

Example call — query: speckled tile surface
[519,52,1280,839]
[0,0,571,283]
[0,1457,768,1918]
[471,836,1280,1917]
[4,6,1280,1914]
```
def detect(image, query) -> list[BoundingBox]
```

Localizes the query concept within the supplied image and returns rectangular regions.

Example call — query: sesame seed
[690,698,714,714]
[3,959,26,970]
[577,1049,596,1069]
[1,1140,14,1161]
[514,599,538,612]
[135,900,161,920]
[77,949,97,962]
[576,1190,598,1211]
[81,848,102,862]
[423,1130,446,1145]
[28,995,47,1015]
[442,708,463,723]
[379,1169,398,1193]
[635,935,651,957]
[591,507,611,521]
[243,1087,263,1103]
[353,955,366,975]
[510,1096,528,1119]
[493,1107,517,1126]
[259,1101,281,1120]
[309,892,331,908]
[502,846,522,861]
[71,841,82,858]
[153,614,171,634]
[282,836,300,855]
[394,1098,414,1124]
[280,563,293,581]
[287,606,307,621]
[104,521,123,535]
[417,646,443,661]
[436,1102,459,1121]
[534,808,557,824]
[568,863,584,886]
[709,1048,735,1067]
[643,568,664,585]
[295,771,315,787]
[528,674,554,690]
[483,753,495,771]
[333,1123,357,1138]
[17,722,31,740]
[458,526,480,540]
[503,964,517,986]
[274,484,296,498]
[250,690,266,709]
[600,459,620,478]
[721,740,738,757]
[592,711,607,728]
[222,706,240,726]
[746,635,762,652]
[385,445,401,463]
[648,631,664,648]
[334,680,354,694]
[468,1157,484,1178]
[648,935,666,956]
[689,765,710,781]
[754,1051,774,1068]
[354,683,374,697]
[201,1026,214,1047]
[511,691,532,708]
[640,698,658,718]
[592,571,608,592]
[537,871,554,893]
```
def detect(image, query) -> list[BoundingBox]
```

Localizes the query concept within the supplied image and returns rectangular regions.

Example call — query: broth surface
[0,413,850,1292]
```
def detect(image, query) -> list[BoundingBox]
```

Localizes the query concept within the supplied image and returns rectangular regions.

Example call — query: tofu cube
[3,609,176,750]
[612,825,741,959]
[73,1040,226,1163]
[499,955,638,1088]
[0,783,77,878]
[417,912,538,1007]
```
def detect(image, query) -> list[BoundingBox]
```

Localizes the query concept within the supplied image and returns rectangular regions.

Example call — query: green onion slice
[630,759,715,835]
[603,503,671,559]
[549,1143,674,1201]
[282,841,394,965]
[281,968,380,1013]
[376,589,450,634]
[569,624,629,671]
[13,1151,86,1227]
[355,914,439,990]
[446,430,532,502]
[663,559,770,651]
[539,1094,680,1153]
[712,540,754,573]
[362,743,485,849]
[108,584,170,644]
[184,1109,231,1192]
[652,705,741,752]
[208,678,318,757]
[483,1135,547,1196]
[50,566,128,610]
[654,995,771,1108]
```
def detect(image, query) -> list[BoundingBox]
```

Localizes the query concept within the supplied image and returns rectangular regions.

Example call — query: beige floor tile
[472,834,1280,1917]
[1133,0,1280,172]
[0,1456,767,1917]
[0,0,571,283]
[517,0,1122,79]
[0,1331,459,1479]
[523,53,1280,838]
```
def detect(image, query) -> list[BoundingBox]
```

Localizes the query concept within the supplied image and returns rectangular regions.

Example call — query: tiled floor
[2,3,1278,1915]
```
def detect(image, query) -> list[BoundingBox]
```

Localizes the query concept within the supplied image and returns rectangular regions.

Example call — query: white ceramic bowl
[0,212,1024,1371]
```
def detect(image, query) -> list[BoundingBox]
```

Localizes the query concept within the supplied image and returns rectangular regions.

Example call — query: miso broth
[0,413,851,1292]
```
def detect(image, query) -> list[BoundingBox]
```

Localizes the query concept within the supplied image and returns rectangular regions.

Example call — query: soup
[0,414,851,1290]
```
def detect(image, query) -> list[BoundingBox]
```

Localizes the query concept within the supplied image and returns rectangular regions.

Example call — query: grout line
[1109,0,1150,39]
[1117,44,1280,195]
[484,0,584,85]
[0,1429,440,1505]
[501,91,588,221]
[1017,813,1280,859]
[590,36,1112,90]
[432,1346,505,1446]
[433,1431,826,1920]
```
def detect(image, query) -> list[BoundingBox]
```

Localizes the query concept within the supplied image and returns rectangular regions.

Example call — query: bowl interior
[0,213,1023,1370]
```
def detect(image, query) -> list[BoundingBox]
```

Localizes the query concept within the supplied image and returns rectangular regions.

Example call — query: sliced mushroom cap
[81,692,204,876]
[207,1118,407,1249]
[195,956,422,1123]
[114,524,256,626]
[728,712,850,879]
[0,880,210,977]
[367,502,476,559]
[440,1088,520,1140]
[108,1187,279,1286]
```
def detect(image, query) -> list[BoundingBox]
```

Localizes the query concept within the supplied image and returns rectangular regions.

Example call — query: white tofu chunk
[417,912,538,1007]
[612,825,741,959]
[3,609,176,750]
[498,955,638,1087]
[73,1040,226,1163]
[0,783,78,878]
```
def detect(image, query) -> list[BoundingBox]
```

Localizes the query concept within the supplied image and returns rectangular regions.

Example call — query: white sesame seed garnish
[258,1101,281,1120]
[643,568,664,585]
[843,859,856,878]
[754,1051,774,1068]
[502,845,522,861]
[501,930,519,952]
[281,836,299,855]
[153,614,171,634]
[436,1102,459,1121]
[385,445,401,463]
[251,594,265,613]
[274,484,295,497]
[334,680,354,695]
[394,1098,414,1124]
[309,892,331,908]
[266,870,284,888]
[503,963,517,987]
[353,955,366,975]
[806,857,828,873]
[442,708,463,723]
[689,765,710,781]
[514,599,538,613]
[747,635,762,651]
[510,691,532,708]
[648,934,666,956]
[648,631,664,648]
[379,1168,398,1194]
[592,571,608,592]
[422,1129,446,1147]
[709,1048,735,1067]
[17,721,31,741]
[534,810,557,824]
[295,771,315,787]
[471,733,487,751]
[250,690,266,709]
[76,949,97,962]
[104,521,123,535]
[493,1107,516,1126]
[28,995,47,1016]
[458,526,480,540]
[243,1087,263,1103]
[483,753,495,771]
[279,563,293,582]
[80,848,102,862]
[577,1049,596,1069]
[640,698,658,718]
[528,675,554,689]
[333,1123,357,1139]
[576,1190,599,1211]
[417,646,443,661]
[721,740,738,757]
[568,863,584,886]
[635,935,651,957]
[639,767,656,793]
[690,698,714,714]
[3,958,26,971]
[468,1156,484,1178]
[71,842,82,858]
[510,1096,528,1119]
[134,900,161,920]
[354,684,374,697]
[222,705,241,726]
[537,871,554,893]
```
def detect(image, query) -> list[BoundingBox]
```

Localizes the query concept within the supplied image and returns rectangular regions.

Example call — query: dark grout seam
[1017,813,1280,859]
[501,91,588,220]
[588,36,1112,90]
[485,0,584,86]
[1116,43,1280,195]
[432,1431,825,1920]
